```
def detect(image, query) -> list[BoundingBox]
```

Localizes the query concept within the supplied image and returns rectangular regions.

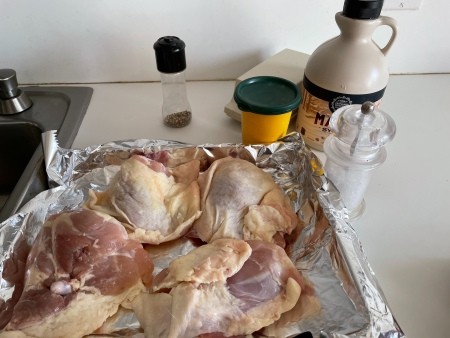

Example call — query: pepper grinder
[323,101,396,220]
[153,36,192,128]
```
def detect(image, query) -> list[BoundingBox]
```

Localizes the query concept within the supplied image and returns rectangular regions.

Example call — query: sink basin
[0,86,93,222]
[0,121,43,208]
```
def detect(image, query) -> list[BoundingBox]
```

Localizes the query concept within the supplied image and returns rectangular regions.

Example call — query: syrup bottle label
[296,76,385,151]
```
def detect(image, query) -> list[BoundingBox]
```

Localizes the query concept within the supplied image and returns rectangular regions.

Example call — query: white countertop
[73,74,450,338]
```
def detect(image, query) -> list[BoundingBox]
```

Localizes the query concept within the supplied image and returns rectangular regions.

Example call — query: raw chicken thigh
[193,157,299,246]
[87,155,202,244]
[2,209,153,338]
[132,239,309,338]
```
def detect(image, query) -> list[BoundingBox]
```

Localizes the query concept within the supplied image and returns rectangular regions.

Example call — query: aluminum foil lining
[0,131,404,338]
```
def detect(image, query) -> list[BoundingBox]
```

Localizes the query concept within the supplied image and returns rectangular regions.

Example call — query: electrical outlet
[383,0,423,10]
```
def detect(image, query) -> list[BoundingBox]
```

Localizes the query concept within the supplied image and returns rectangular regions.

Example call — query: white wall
[1,0,448,84]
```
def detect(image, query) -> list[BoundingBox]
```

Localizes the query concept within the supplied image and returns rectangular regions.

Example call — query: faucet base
[0,89,33,115]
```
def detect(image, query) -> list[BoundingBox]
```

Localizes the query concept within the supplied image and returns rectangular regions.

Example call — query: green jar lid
[234,76,301,115]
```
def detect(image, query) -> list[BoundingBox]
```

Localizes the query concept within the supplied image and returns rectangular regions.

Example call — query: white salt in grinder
[323,101,396,220]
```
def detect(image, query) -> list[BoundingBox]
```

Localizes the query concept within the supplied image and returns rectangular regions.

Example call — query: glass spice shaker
[323,101,396,220]
[153,36,192,128]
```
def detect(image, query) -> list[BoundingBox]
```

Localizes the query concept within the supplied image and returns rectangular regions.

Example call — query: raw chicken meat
[152,238,252,290]
[2,209,153,338]
[87,155,202,244]
[133,239,311,338]
[193,157,299,246]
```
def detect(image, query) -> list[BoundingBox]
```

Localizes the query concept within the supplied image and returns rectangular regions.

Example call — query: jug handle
[378,16,398,55]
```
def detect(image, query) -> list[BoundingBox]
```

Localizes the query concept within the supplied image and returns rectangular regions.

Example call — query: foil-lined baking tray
[0,131,404,338]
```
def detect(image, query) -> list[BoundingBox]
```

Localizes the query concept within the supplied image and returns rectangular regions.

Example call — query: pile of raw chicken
[0,153,320,338]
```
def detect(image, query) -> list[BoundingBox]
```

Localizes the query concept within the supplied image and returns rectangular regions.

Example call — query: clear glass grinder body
[323,101,396,220]
[154,36,192,128]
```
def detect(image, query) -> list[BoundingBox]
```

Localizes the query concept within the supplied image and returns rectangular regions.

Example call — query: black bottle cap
[153,36,187,73]
[343,0,384,19]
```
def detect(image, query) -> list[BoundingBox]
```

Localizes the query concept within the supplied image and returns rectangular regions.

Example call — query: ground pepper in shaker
[323,101,396,220]
[153,36,192,128]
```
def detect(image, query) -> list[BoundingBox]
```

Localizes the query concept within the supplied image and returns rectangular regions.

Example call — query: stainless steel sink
[0,86,93,222]
[0,121,42,206]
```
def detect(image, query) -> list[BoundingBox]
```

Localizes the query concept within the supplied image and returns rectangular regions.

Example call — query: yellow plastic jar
[234,76,301,145]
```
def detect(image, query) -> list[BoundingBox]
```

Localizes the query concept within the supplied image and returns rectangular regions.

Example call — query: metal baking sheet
[0,131,404,338]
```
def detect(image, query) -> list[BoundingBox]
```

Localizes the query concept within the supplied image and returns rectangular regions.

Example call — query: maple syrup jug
[296,0,398,151]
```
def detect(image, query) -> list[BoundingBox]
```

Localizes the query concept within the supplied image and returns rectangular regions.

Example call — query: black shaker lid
[343,0,384,19]
[153,36,186,73]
